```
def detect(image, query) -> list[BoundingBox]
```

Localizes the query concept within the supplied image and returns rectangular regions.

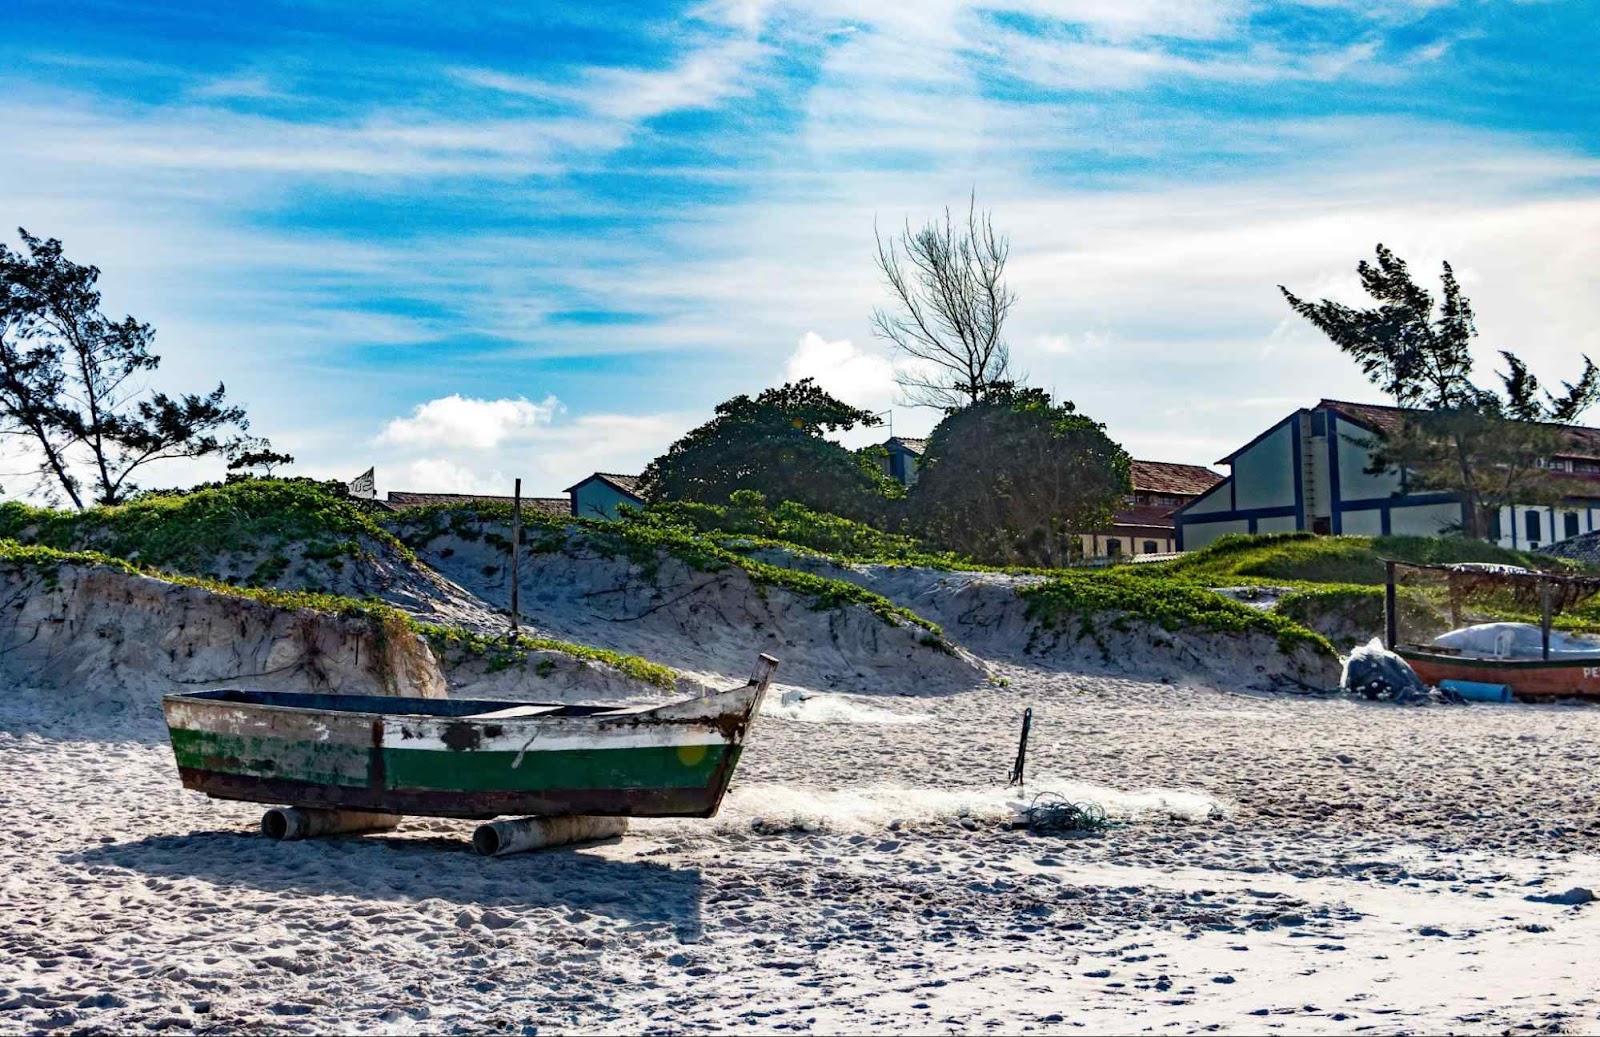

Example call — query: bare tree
[872,194,1017,410]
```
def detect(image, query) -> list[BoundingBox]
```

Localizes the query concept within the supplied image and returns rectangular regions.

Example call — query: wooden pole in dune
[510,478,522,640]
[1384,560,1397,650]
[1540,579,1551,661]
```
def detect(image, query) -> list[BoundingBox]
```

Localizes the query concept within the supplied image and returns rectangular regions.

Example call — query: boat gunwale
[1395,648,1600,671]
[160,683,763,728]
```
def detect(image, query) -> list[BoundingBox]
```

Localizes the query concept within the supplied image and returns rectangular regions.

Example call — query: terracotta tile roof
[1320,398,1600,461]
[385,491,570,517]
[1130,459,1224,497]
[563,472,644,497]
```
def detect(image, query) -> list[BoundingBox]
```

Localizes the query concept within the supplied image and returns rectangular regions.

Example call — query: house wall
[1331,413,1400,501]
[894,449,920,486]
[1176,414,1304,550]
[1232,420,1297,510]
[1255,514,1300,534]
[1179,518,1251,550]
[1182,479,1234,515]
[1496,502,1600,550]
[571,481,641,520]
[1387,501,1467,537]
[1338,509,1384,536]
[1081,531,1179,558]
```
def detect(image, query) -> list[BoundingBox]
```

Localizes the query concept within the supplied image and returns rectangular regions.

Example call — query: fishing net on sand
[1014,791,1112,833]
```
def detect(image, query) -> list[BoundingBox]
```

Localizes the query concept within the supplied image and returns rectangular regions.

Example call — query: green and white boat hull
[161,655,776,820]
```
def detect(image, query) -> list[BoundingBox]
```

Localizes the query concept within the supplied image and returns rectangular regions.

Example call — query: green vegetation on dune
[1156,531,1575,586]
[1271,583,1450,650]
[0,538,411,623]
[0,479,411,585]
[0,538,678,687]
[636,492,937,561]
[419,626,678,689]
[387,498,950,640]
[1021,570,1335,659]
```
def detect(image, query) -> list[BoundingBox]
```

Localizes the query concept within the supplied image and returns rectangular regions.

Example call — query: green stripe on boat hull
[170,727,735,792]
[175,768,734,819]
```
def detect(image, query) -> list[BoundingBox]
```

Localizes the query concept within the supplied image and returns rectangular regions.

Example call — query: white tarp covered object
[1432,622,1600,659]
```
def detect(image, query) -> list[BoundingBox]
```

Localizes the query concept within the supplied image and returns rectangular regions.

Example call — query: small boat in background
[162,655,776,848]
[1383,559,1600,701]
[1397,625,1600,700]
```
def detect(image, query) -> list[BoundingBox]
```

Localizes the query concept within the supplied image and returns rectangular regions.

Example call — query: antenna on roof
[875,409,893,439]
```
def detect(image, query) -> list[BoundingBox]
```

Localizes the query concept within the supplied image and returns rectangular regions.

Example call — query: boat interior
[177,688,651,718]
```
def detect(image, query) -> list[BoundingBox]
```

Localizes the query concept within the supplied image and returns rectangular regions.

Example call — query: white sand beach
[4,663,1597,1035]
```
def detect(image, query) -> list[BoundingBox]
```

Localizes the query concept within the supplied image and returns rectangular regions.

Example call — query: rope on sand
[1016,791,1112,833]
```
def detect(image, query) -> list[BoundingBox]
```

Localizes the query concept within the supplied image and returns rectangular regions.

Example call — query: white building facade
[1177,399,1600,552]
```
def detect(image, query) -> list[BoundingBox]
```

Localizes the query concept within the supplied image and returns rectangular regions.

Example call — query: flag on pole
[347,467,376,499]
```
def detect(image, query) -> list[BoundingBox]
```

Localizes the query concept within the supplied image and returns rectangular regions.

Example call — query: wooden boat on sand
[162,655,777,851]
[1383,560,1600,702]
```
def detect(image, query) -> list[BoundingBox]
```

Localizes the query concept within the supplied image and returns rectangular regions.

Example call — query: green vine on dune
[418,625,677,689]
[0,479,415,586]
[0,539,679,688]
[1020,570,1335,660]
[386,501,951,641]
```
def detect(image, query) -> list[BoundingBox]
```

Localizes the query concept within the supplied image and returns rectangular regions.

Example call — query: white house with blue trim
[1177,399,1600,552]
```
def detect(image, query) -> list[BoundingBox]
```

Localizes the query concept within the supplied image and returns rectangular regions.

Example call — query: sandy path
[3,670,1599,1034]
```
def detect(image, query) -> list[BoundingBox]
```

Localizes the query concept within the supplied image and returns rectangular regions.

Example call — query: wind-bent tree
[0,229,267,508]
[910,387,1130,567]
[1282,244,1600,538]
[638,379,900,520]
[226,447,296,479]
[872,194,1017,410]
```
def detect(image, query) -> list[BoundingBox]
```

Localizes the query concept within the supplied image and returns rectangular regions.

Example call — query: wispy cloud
[0,0,1594,498]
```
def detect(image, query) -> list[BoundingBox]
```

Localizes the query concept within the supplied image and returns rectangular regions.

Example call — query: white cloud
[782,331,899,412]
[364,406,703,499]
[399,457,510,495]
[1034,330,1111,355]
[378,394,563,450]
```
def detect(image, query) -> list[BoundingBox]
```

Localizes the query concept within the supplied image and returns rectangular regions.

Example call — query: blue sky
[4,0,1599,497]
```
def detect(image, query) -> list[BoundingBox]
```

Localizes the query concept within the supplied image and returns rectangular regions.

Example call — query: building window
[1106,539,1122,556]
[1489,510,1502,541]
[1565,512,1580,540]
[1525,510,1541,544]
[1142,540,1159,554]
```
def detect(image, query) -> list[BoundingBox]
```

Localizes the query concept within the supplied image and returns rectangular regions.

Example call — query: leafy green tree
[637,379,900,519]
[910,388,1131,566]
[0,229,269,508]
[1282,245,1600,538]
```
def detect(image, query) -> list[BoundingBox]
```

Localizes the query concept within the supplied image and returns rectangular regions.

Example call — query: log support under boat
[473,815,628,856]
[261,807,402,841]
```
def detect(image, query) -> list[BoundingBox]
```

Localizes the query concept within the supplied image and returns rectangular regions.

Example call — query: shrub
[1158,531,1572,586]
[1021,570,1334,659]
[0,478,409,582]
